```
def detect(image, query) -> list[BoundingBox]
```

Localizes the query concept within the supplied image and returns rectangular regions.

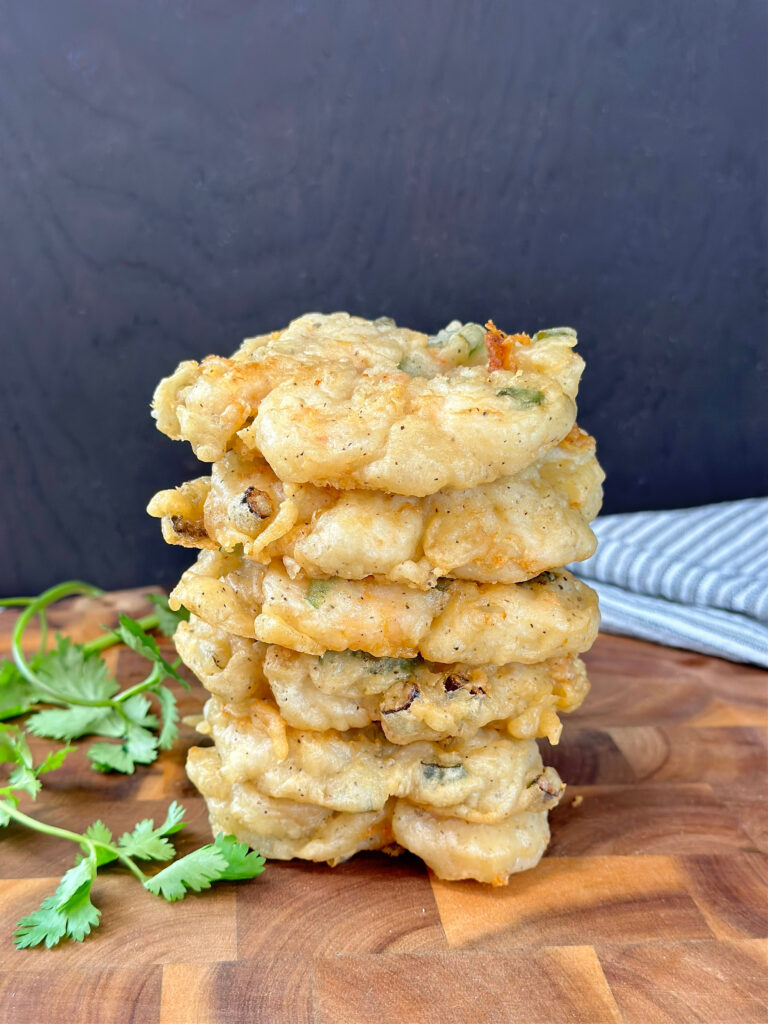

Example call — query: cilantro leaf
[14,857,100,948]
[83,820,118,866]
[0,724,33,768]
[111,616,187,687]
[26,705,113,742]
[157,800,186,835]
[143,832,265,900]
[124,727,159,766]
[36,637,119,703]
[0,725,72,798]
[7,764,42,799]
[117,801,185,862]
[14,897,69,949]
[87,742,135,774]
[57,886,101,942]
[142,844,229,901]
[146,594,190,637]
[84,820,113,846]
[36,746,75,775]
[55,858,95,905]
[211,833,266,880]
[121,694,158,731]
[110,615,162,662]
[84,710,126,739]
[152,686,179,750]
[0,660,42,720]
[86,725,158,774]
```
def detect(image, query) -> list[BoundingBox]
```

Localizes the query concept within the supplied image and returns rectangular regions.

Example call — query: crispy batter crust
[148,426,603,587]
[188,745,553,883]
[169,550,600,665]
[152,313,583,495]
[197,697,564,823]
[155,312,600,882]
[175,615,590,744]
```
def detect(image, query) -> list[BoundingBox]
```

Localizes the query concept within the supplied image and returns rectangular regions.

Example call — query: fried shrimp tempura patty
[152,313,583,495]
[169,550,600,665]
[175,616,590,744]
[187,746,396,864]
[148,426,603,588]
[197,696,564,823]
[391,803,550,885]
[188,745,552,884]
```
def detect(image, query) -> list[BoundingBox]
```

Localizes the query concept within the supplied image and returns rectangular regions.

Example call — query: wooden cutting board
[0,590,765,1024]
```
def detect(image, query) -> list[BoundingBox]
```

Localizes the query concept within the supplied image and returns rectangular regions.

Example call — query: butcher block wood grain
[0,591,766,1024]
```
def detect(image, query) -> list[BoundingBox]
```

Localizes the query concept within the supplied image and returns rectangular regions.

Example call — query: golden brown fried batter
[148,426,603,587]
[188,745,552,882]
[391,802,551,885]
[152,313,583,494]
[198,695,564,823]
[155,311,600,884]
[175,615,590,744]
[188,746,396,863]
[169,549,600,665]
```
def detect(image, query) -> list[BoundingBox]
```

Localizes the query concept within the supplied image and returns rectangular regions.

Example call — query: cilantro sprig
[0,726,264,948]
[0,585,266,950]
[1,581,190,774]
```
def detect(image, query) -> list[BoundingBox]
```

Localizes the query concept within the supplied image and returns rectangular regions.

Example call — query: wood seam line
[570,945,625,1024]
[674,863,763,943]
[425,869,451,948]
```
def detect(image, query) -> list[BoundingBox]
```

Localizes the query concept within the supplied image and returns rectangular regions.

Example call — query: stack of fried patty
[149,313,602,884]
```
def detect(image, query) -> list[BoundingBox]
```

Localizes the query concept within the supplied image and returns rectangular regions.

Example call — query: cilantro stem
[1,598,50,656]
[10,583,163,714]
[10,583,159,664]
[1,801,149,884]
[115,663,163,704]
[82,614,159,656]
[2,800,97,848]
[37,611,48,657]
[12,582,104,688]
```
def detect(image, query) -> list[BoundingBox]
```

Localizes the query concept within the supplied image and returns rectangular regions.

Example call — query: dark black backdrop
[2,0,766,595]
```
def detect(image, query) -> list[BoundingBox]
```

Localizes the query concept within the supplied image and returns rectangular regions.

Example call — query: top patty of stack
[152,313,584,495]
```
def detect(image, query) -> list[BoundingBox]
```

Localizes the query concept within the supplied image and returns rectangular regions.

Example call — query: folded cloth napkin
[571,497,768,667]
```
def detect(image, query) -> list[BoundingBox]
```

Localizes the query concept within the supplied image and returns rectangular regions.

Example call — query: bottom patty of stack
[187,691,569,885]
[189,745,556,886]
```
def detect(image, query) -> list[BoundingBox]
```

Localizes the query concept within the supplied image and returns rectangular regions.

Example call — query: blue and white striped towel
[571,498,768,668]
